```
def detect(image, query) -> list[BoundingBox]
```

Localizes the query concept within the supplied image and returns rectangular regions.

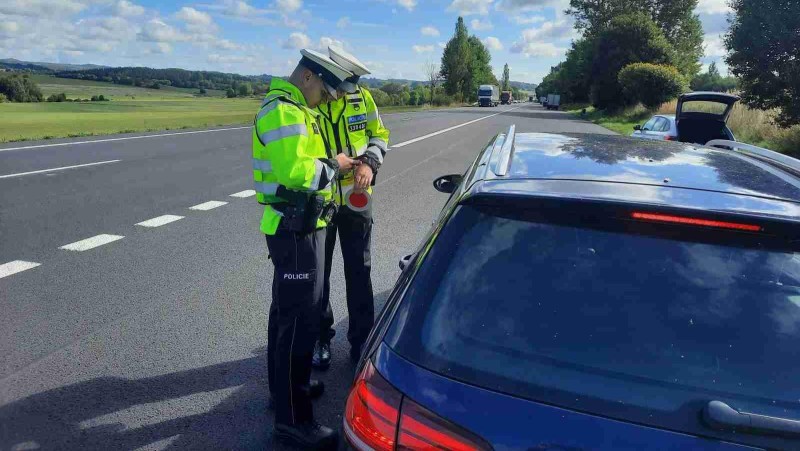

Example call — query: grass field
[28,74,227,99]
[0,98,259,142]
[568,102,800,156]
[0,75,468,142]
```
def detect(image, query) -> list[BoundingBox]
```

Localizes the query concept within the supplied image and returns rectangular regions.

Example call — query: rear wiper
[703,400,800,438]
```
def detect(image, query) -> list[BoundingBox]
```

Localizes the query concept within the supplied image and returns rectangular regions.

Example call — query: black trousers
[319,209,374,348]
[266,228,326,426]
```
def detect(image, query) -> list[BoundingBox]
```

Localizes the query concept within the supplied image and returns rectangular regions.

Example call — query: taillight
[631,212,762,232]
[664,135,674,141]
[344,361,491,451]
[344,361,401,450]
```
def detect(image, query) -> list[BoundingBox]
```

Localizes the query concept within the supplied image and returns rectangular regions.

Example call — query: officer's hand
[335,153,361,171]
[354,163,373,189]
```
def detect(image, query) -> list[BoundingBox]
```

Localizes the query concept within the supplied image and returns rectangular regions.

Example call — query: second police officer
[313,46,390,369]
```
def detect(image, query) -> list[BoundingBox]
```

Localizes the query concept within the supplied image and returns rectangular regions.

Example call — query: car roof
[469,131,800,222]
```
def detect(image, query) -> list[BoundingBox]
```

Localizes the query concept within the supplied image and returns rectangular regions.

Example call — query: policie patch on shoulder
[347,114,367,132]
[347,114,367,124]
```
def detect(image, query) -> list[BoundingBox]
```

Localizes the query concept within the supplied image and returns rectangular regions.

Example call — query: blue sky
[0,0,732,84]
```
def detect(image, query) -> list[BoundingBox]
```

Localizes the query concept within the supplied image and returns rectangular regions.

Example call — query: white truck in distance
[546,94,561,110]
[478,85,499,107]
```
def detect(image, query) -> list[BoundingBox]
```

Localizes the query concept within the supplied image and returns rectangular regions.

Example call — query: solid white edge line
[230,190,256,198]
[391,105,522,148]
[0,160,121,179]
[189,201,228,211]
[0,126,251,152]
[59,234,125,251]
[0,261,41,279]
[135,215,185,228]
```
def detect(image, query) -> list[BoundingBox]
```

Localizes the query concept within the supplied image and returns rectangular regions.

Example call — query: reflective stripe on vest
[252,158,272,172]
[258,123,308,145]
[254,181,279,196]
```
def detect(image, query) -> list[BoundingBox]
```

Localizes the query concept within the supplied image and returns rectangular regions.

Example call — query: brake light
[344,361,491,451]
[664,135,674,141]
[632,212,762,232]
[344,362,401,451]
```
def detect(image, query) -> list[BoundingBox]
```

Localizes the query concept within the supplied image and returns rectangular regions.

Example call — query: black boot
[311,341,331,370]
[275,421,338,450]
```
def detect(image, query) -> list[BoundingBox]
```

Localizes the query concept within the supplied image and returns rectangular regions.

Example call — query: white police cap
[299,48,353,92]
[328,45,371,77]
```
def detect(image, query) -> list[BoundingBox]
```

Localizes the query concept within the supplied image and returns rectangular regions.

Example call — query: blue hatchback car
[342,127,800,451]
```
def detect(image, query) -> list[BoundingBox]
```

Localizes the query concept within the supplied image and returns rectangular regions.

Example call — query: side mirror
[433,174,463,194]
[399,254,414,271]
[633,124,642,131]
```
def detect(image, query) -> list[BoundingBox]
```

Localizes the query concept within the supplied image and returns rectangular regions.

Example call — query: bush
[226,88,236,98]
[369,88,391,107]
[47,93,68,102]
[91,95,99,101]
[0,93,6,103]
[618,63,686,108]
[590,13,676,110]
[99,95,107,101]
[0,73,44,102]
[431,92,454,106]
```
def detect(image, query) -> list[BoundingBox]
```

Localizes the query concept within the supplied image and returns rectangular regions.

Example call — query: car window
[654,117,670,132]
[682,101,728,115]
[641,117,658,131]
[385,204,800,449]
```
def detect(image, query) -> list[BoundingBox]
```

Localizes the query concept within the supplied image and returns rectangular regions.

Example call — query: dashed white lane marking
[0,160,121,179]
[230,190,256,198]
[189,201,228,211]
[0,261,41,279]
[391,105,522,148]
[59,234,125,251]
[136,215,184,228]
[0,127,251,152]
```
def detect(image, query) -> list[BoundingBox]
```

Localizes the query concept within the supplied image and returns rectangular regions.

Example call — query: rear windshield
[385,204,800,448]
[682,100,728,115]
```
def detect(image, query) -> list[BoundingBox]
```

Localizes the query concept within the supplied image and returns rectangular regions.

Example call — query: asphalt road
[0,103,612,450]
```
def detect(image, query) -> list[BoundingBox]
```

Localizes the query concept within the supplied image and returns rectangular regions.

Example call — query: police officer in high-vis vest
[253,48,359,450]
[312,46,390,369]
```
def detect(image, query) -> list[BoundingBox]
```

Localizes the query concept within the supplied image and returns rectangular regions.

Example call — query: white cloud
[703,34,726,57]
[318,36,344,50]
[483,36,503,50]
[176,7,213,26]
[115,0,144,17]
[519,19,575,41]
[275,0,302,12]
[511,15,545,24]
[398,0,417,11]
[208,53,256,64]
[0,21,19,35]
[495,0,568,11]
[77,17,137,42]
[337,16,350,28]
[470,18,493,30]
[138,19,186,43]
[510,41,563,57]
[154,42,172,54]
[282,31,310,49]
[420,26,440,36]
[696,0,731,14]
[0,0,87,18]
[412,44,435,53]
[447,0,493,15]
[438,42,446,49]
[214,39,244,51]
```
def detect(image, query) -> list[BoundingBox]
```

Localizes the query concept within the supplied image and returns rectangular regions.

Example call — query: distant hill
[510,81,537,91]
[0,58,107,72]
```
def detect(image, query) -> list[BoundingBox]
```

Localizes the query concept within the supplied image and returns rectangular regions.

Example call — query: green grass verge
[566,104,651,136]
[0,97,469,143]
[0,98,260,142]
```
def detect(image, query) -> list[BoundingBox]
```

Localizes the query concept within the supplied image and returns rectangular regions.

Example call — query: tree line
[54,67,270,94]
[537,0,799,128]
